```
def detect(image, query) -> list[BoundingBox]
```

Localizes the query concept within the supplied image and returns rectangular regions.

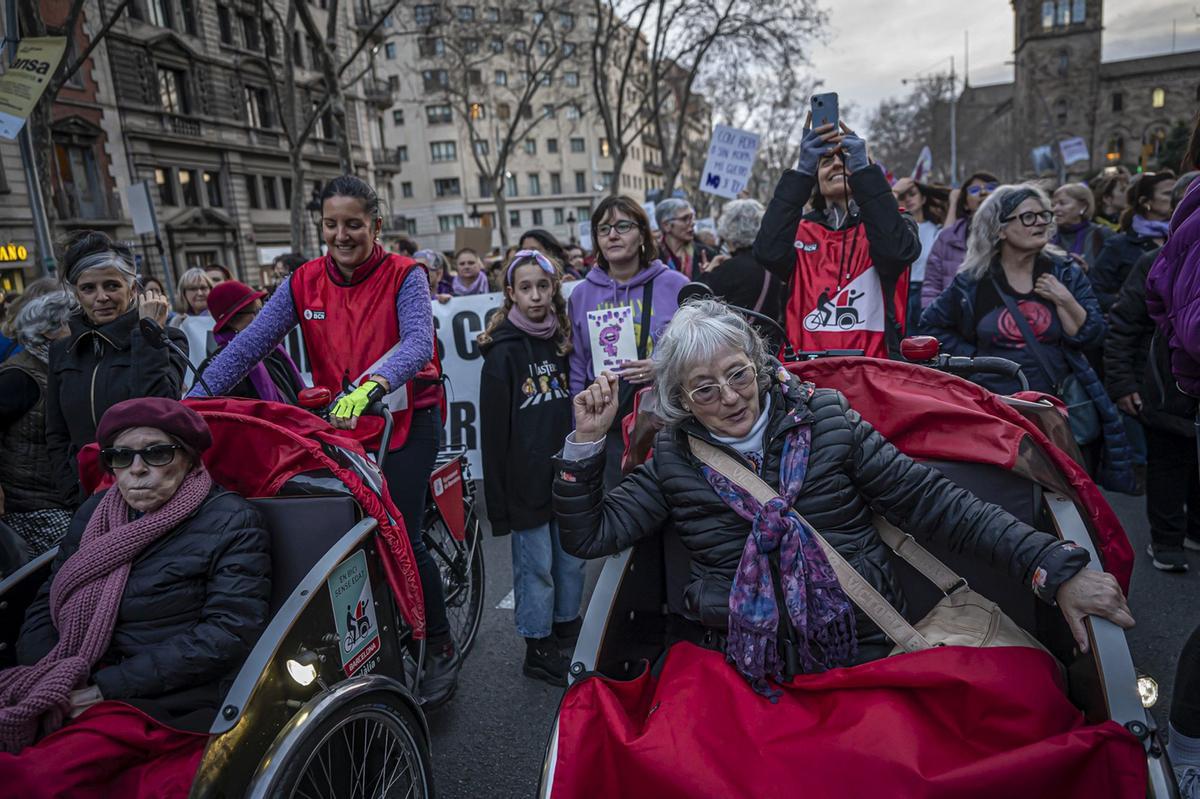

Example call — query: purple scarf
[214,328,305,404]
[452,272,490,296]
[699,425,856,701]
[507,306,559,339]
[1132,215,1171,240]
[1054,221,1090,255]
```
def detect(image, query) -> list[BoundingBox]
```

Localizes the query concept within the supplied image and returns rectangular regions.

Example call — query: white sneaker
[1177,765,1200,799]
[1185,538,1200,553]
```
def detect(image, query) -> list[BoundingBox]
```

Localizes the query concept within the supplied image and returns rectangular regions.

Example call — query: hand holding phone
[810,92,839,131]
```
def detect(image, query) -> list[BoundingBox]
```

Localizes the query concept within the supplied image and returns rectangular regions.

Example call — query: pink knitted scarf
[0,467,213,753]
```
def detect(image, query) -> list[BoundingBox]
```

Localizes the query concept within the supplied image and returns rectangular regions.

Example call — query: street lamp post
[566,212,576,245]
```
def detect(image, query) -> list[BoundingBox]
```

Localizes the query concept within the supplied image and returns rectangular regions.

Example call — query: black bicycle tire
[423,512,486,658]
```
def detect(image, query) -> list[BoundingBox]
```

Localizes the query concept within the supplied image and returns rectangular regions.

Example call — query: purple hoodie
[1146,181,1200,395]
[920,218,969,308]
[567,259,689,395]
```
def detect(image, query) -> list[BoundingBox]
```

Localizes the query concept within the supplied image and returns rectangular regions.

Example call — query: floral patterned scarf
[699,425,857,700]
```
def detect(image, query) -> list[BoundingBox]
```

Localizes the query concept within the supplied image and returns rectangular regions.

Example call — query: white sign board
[126,181,157,236]
[577,221,592,252]
[257,245,292,266]
[700,124,760,199]
[1059,137,1090,166]
[642,202,659,231]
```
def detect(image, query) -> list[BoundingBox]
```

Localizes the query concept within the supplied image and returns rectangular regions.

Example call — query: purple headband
[505,249,557,284]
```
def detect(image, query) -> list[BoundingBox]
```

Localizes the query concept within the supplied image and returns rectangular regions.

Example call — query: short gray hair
[654,198,692,230]
[961,184,1057,280]
[653,298,772,427]
[717,199,765,251]
[15,291,76,349]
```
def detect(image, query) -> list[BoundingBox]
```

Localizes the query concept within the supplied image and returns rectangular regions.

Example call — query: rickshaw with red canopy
[538,342,1177,798]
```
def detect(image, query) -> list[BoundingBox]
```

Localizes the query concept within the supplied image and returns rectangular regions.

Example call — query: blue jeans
[510,521,585,639]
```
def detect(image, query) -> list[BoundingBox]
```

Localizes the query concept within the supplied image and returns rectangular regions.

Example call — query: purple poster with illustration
[586,306,637,378]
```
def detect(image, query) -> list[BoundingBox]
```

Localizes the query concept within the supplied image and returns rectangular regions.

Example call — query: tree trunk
[609,150,626,197]
[289,148,306,251]
[494,186,509,249]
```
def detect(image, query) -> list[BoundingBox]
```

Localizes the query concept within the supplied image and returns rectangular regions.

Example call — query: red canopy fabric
[78,397,425,637]
[552,643,1146,799]
[789,358,1134,592]
[0,701,207,798]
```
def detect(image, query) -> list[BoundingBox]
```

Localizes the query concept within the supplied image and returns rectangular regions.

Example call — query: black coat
[45,310,188,506]
[479,320,573,536]
[1104,249,1197,437]
[699,247,785,352]
[753,166,921,358]
[16,486,271,725]
[1092,231,1161,313]
[553,375,1088,657]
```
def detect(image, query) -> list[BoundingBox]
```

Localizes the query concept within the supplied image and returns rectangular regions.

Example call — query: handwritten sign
[699,124,760,199]
[586,306,637,378]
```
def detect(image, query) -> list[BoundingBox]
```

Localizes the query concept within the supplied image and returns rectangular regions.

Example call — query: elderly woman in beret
[554,299,1133,696]
[0,397,270,762]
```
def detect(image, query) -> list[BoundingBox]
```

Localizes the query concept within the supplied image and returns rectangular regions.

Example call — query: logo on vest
[794,241,819,253]
[802,268,886,333]
[303,309,326,321]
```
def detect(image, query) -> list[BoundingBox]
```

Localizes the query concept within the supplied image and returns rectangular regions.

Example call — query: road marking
[497,590,514,610]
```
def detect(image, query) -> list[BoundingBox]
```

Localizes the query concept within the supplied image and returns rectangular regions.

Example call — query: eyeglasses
[597,220,638,236]
[966,182,999,196]
[685,363,757,406]
[669,214,695,225]
[1002,210,1054,227]
[101,443,182,469]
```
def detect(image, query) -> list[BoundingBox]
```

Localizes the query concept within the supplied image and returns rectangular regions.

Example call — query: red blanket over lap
[0,701,207,798]
[552,644,1145,799]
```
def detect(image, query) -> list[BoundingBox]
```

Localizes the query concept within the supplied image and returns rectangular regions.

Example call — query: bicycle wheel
[423,510,486,658]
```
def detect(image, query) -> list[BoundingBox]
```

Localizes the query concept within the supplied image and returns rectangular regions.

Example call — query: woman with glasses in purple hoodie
[919,171,999,310]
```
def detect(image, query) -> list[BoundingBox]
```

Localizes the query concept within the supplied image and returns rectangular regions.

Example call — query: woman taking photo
[891,177,948,328]
[1051,183,1109,270]
[920,171,999,309]
[189,175,458,708]
[567,196,689,487]
[1093,171,1176,312]
[479,251,584,686]
[46,232,184,507]
[754,121,920,359]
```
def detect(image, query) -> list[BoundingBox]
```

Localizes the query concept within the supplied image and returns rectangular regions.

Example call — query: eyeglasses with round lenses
[685,363,757,406]
[670,213,696,225]
[597,220,638,236]
[1003,210,1054,227]
[966,182,999,196]
[101,443,182,469]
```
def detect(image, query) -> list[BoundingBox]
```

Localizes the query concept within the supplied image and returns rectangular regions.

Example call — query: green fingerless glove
[332,380,385,420]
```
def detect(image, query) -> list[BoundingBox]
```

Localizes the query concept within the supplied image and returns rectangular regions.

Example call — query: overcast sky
[808,0,1200,125]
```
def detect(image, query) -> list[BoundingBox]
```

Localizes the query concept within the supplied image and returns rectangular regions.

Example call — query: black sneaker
[553,617,583,649]
[1148,543,1190,572]
[524,637,570,687]
[419,637,461,710]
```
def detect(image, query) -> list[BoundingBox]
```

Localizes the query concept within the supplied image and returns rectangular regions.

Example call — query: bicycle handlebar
[935,355,1030,392]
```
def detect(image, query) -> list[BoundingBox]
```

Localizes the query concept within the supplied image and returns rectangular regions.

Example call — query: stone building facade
[954,0,1199,182]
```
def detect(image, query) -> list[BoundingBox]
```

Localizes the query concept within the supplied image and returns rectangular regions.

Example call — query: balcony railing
[53,188,120,222]
[168,115,202,137]
[354,7,387,42]
[362,78,395,110]
[373,147,402,171]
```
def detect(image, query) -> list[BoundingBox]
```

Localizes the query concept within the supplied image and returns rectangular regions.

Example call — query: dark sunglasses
[966,182,999,196]
[1002,210,1054,227]
[101,443,182,469]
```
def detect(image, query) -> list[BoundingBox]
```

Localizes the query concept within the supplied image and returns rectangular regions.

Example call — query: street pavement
[427,484,1196,798]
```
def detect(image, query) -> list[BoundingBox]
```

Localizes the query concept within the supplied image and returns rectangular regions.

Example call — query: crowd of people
[0,108,1198,793]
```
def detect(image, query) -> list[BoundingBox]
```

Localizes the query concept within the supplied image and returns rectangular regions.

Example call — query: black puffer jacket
[1092,230,1161,312]
[46,309,188,506]
[16,485,271,725]
[554,374,1088,656]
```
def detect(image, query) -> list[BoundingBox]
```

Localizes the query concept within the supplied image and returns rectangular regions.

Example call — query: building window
[564,71,579,87]
[495,70,507,86]
[525,139,537,155]
[243,174,259,208]
[506,173,518,196]
[467,69,482,85]
[528,173,541,195]
[1055,0,1069,26]
[570,137,585,153]
[418,37,445,56]
[457,5,475,21]
[177,0,198,35]
[388,75,401,91]
[574,170,586,193]
[559,12,575,30]
[244,86,273,128]
[469,102,485,120]
[203,170,222,207]
[263,19,277,55]
[53,143,105,219]
[240,14,261,50]
[553,207,564,224]
[156,167,176,205]
[485,6,499,22]
[393,108,405,125]
[430,140,457,161]
[600,171,614,189]
[473,139,489,155]
[576,205,590,221]
[438,214,465,232]
[542,104,555,118]
[145,0,174,29]
[385,42,396,59]
[398,145,409,162]
[532,209,543,225]
[1057,50,1068,76]
[281,177,292,208]
[426,103,453,124]
[1071,0,1085,22]
[478,174,491,196]
[1152,87,1166,108]
[434,177,461,197]
[401,181,413,198]
[422,70,449,92]
[598,138,610,157]
[1105,134,1123,162]
[179,168,200,206]
[538,39,551,56]
[563,42,576,56]
[550,172,562,194]
[1041,1,1054,29]
[157,67,189,114]
[490,36,503,53]
[547,138,558,154]
[565,104,581,120]
[509,209,520,228]
[414,4,436,25]
[1111,92,1123,112]
[496,102,510,120]
[262,175,279,209]
[1053,98,1068,126]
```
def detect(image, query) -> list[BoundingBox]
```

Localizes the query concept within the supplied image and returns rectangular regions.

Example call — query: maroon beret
[96,397,213,454]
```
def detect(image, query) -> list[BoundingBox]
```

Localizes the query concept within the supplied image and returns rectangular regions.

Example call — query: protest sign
[0,37,67,139]
[586,306,637,377]
[699,124,760,199]
[1058,137,1090,166]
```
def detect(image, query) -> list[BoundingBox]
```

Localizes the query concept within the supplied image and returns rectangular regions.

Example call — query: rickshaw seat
[249,495,360,615]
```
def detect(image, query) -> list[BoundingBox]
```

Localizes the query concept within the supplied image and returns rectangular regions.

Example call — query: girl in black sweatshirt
[478,250,584,686]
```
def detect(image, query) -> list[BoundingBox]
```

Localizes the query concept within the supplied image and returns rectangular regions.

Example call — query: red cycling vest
[290,247,442,451]
[784,219,908,360]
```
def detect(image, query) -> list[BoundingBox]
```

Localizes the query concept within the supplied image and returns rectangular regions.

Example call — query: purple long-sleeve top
[188,268,433,398]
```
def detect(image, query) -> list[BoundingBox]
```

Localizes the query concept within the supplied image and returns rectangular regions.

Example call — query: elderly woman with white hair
[45,231,185,507]
[699,199,785,351]
[0,292,77,558]
[553,298,1133,696]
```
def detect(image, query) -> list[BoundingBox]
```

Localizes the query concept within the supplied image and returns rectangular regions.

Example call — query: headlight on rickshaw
[1137,674,1159,708]
[286,650,320,687]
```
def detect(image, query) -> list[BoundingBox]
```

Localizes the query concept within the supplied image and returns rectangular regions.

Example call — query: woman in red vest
[753,121,921,359]
[189,175,458,707]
